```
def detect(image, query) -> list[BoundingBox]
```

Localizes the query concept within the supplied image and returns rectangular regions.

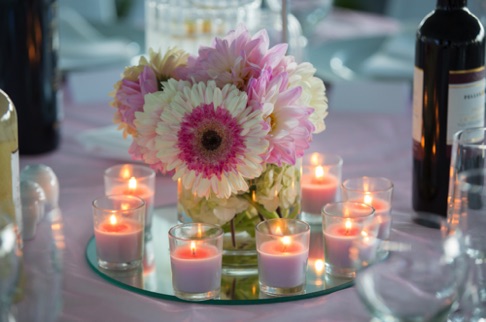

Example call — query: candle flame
[345,219,352,236]
[109,215,118,225]
[275,226,282,235]
[281,236,291,246]
[315,165,325,179]
[364,194,373,206]
[281,236,291,252]
[128,177,137,191]
[121,202,130,210]
[120,165,132,179]
[190,241,196,256]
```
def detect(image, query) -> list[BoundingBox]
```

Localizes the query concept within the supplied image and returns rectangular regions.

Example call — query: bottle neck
[436,0,467,9]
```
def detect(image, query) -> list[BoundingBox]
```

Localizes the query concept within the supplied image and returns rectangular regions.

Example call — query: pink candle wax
[170,244,222,293]
[363,197,391,239]
[110,183,154,227]
[323,223,360,269]
[258,239,308,288]
[301,173,339,214]
[95,218,143,263]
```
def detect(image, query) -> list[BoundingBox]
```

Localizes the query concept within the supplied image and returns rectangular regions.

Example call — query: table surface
[12,8,438,322]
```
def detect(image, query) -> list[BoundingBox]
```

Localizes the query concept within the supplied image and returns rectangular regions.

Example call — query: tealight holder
[168,223,223,301]
[300,152,343,225]
[104,164,155,238]
[322,201,376,278]
[92,194,145,271]
[256,218,310,296]
[341,176,393,240]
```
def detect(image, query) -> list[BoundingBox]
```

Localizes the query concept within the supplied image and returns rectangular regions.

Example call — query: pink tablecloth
[13,68,423,322]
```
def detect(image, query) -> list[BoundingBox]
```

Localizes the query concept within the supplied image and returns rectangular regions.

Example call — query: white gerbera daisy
[154,80,269,198]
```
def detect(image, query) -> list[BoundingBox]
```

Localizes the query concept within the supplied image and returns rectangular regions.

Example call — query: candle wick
[282,245,287,253]
[192,249,196,257]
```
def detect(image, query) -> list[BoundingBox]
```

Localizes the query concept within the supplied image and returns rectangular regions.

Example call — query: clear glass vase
[177,162,301,275]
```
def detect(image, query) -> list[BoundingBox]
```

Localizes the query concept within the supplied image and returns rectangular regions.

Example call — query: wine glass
[0,214,21,322]
[451,168,486,321]
[447,127,486,226]
[352,217,468,322]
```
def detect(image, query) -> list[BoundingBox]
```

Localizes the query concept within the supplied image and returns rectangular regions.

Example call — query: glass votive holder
[300,152,343,225]
[92,194,145,271]
[256,218,310,296]
[104,164,156,238]
[322,201,376,278]
[341,176,393,240]
[168,223,223,301]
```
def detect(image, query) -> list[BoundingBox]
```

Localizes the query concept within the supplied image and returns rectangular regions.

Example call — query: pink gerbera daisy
[176,25,288,91]
[138,80,269,198]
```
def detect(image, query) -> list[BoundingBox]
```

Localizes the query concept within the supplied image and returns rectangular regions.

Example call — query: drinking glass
[353,216,468,322]
[0,214,21,322]
[451,168,486,321]
[447,127,486,226]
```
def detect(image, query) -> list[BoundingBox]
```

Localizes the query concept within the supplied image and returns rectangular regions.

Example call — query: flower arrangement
[110,25,328,241]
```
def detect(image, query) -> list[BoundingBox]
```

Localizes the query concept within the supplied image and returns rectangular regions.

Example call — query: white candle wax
[324,223,361,269]
[94,218,143,264]
[301,173,339,214]
[258,239,308,288]
[170,244,222,294]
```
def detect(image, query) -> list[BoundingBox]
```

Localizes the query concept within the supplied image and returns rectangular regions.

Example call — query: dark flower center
[201,130,222,151]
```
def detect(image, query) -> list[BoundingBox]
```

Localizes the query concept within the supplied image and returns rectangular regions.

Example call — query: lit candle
[322,201,375,277]
[363,194,391,239]
[94,214,144,265]
[341,177,393,241]
[105,164,155,232]
[301,165,339,214]
[256,219,310,295]
[323,219,360,269]
[170,241,222,294]
[258,235,308,289]
[168,223,223,301]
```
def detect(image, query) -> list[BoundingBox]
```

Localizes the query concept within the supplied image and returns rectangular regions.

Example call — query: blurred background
[59,0,486,110]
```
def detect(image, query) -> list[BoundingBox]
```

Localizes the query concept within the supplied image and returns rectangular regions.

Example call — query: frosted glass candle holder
[104,164,155,238]
[169,223,223,301]
[341,176,393,240]
[93,195,145,271]
[256,218,310,296]
[322,201,376,278]
[300,152,343,225]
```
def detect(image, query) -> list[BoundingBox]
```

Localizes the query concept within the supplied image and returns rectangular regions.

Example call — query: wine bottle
[0,0,60,155]
[0,89,23,237]
[0,89,25,302]
[412,0,485,220]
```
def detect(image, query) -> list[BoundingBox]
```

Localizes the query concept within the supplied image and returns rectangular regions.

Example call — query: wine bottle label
[412,67,424,145]
[412,66,486,145]
[447,68,486,144]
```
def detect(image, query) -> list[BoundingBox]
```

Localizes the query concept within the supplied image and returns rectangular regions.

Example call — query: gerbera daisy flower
[247,68,315,166]
[131,79,190,173]
[111,47,189,137]
[176,25,287,91]
[276,56,328,133]
[138,80,269,198]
